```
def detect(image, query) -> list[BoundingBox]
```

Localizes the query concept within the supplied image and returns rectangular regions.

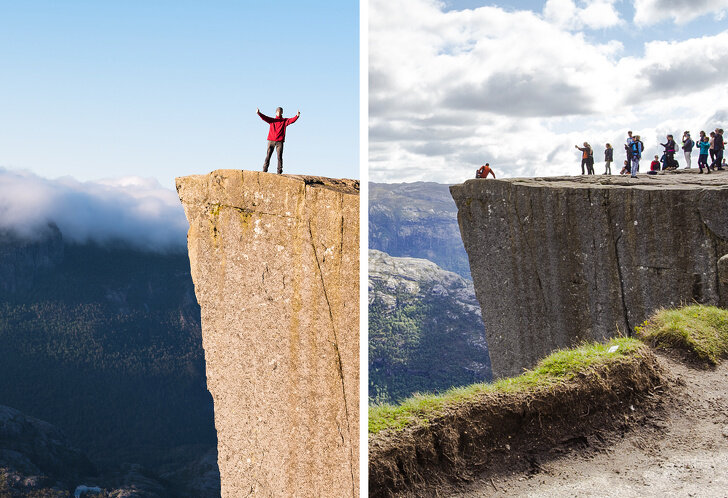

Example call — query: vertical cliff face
[451,173,728,378]
[177,170,359,497]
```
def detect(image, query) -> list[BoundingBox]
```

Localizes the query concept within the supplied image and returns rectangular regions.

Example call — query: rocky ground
[455,353,728,497]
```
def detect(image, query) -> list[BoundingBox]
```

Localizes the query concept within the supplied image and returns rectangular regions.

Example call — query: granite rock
[451,171,728,378]
[177,170,359,497]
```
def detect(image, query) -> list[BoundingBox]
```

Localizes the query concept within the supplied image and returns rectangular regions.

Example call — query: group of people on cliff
[576,128,725,177]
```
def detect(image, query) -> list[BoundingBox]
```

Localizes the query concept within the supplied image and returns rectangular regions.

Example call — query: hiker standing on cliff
[575,143,594,175]
[713,128,724,171]
[697,132,711,174]
[682,131,694,169]
[625,131,634,165]
[476,163,496,179]
[660,134,677,170]
[604,143,613,175]
[629,135,643,178]
[257,107,300,174]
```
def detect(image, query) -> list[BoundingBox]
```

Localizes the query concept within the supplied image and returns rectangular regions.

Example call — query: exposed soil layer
[368,346,666,497]
[455,353,728,497]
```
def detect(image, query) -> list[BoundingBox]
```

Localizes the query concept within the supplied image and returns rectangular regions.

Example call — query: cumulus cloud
[633,0,728,25]
[622,33,728,99]
[0,169,188,252]
[543,0,623,30]
[369,0,728,183]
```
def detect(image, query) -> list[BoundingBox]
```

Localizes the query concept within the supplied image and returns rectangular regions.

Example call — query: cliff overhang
[177,170,360,497]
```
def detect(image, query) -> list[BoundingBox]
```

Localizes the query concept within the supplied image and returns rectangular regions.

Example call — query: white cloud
[0,169,188,252]
[543,0,623,30]
[369,0,728,184]
[633,0,728,25]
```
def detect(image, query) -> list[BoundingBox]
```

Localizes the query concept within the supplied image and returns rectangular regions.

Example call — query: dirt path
[455,355,728,497]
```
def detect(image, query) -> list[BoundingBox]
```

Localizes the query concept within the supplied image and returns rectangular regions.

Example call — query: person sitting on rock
[476,163,496,179]
[619,160,631,175]
[257,107,300,174]
[648,155,660,175]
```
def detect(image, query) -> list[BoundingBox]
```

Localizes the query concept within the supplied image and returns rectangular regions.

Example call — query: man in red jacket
[257,107,301,174]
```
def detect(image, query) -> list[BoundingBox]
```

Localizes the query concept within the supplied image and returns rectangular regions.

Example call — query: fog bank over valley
[0,168,187,252]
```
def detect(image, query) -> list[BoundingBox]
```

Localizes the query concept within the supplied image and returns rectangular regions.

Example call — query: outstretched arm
[488,169,496,179]
[257,109,274,123]
[285,111,300,126]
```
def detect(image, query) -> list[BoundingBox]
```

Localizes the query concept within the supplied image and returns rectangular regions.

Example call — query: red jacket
[258,111,299,142]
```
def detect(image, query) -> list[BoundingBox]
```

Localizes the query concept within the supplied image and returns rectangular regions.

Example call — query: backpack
[475,167,484,178]
[630,141,642,157]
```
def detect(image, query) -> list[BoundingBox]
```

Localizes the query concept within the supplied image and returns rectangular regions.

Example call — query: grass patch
[369,336,643,435]
[636,304,728,364]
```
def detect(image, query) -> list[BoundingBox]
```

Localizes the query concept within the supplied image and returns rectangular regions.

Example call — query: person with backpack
[475,163,496,179]
[682,131,694,169]
[630,135,643,178]
[697,132,711,174]
[604,143,613,175]
[660,134,677,170]
[624,131,634,166]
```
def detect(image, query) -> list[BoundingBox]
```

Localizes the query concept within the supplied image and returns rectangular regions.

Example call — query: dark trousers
[711,149,724,169]
[581,158,594,174]
[263,140,284,174]
[698,154,709,170]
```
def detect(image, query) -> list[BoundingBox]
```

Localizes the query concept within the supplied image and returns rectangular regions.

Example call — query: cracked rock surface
[450,170,728,378]
[177,170,359,497]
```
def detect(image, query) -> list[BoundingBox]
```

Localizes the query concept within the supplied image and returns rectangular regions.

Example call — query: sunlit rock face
[177,170,359,497]
[451,172,728,378]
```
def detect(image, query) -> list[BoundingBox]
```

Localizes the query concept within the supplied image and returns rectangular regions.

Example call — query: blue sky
[0,1,359,187]
[370,0,728,182]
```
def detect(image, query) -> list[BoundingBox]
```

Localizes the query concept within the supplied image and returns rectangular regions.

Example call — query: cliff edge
[177,170,359,497]
[451,172,728,378]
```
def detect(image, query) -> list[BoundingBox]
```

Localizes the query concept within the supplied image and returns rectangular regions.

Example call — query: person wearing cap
[257,106,301,174]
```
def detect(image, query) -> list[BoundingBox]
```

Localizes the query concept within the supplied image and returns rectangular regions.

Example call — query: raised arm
[285,111,301,126]
[257,109,274,123]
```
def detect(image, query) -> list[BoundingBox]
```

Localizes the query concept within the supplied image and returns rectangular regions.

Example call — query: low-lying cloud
[0,168,188,252]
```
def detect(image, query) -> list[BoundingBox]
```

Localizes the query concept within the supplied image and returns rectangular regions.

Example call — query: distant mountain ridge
[369,182,470,279]
[369,250,491,403]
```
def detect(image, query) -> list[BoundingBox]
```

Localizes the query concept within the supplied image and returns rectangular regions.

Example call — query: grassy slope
[370,336,643,435]
[371,304,728,437]
[636,304,728,364]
